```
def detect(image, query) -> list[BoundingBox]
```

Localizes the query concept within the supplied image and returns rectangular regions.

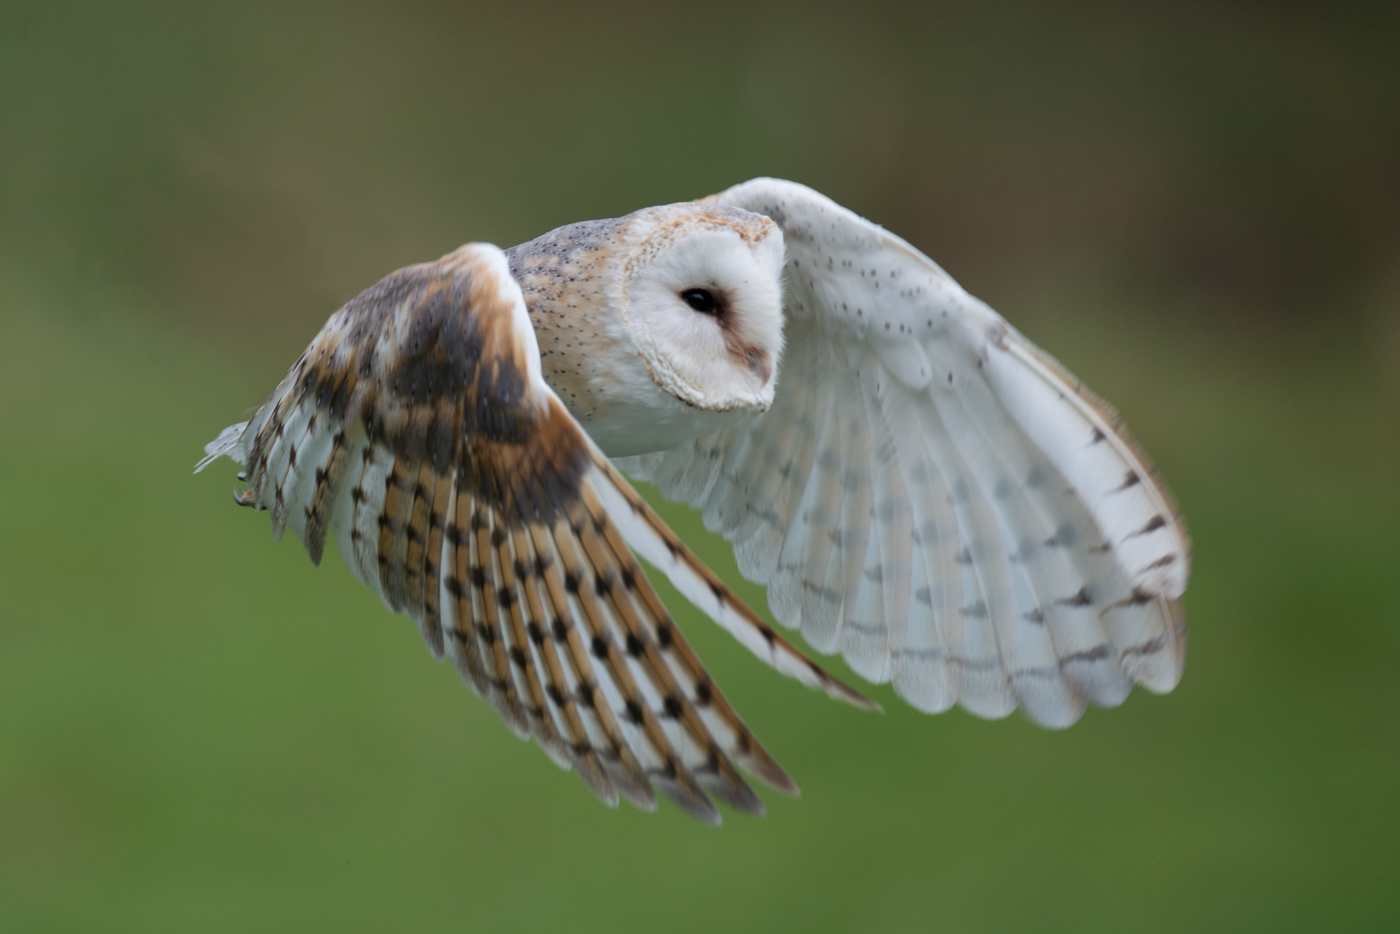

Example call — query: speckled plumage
[507,217,628,425]
[200,239,865,824]
[200,179,1190,822]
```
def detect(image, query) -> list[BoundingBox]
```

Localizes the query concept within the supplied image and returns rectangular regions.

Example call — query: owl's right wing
[198,243,870,824]
[618,178,1189,728]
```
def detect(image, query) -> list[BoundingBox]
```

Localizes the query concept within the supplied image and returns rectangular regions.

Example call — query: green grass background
[2,2,1398,931]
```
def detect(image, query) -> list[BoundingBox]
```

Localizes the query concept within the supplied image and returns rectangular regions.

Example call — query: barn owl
[198,178,1189,824]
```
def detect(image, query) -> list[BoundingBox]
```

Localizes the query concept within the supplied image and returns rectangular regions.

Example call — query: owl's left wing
[618,179,1190,728]
[198,243,869,824]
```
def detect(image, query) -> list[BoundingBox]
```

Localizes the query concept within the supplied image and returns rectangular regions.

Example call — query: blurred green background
[2,2,1398,931]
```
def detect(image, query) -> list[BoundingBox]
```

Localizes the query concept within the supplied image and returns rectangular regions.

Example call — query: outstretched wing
[199,242,869,823]
[618,178,1190,728]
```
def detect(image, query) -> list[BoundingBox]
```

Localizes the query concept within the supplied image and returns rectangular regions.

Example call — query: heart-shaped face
[616,202,786,413]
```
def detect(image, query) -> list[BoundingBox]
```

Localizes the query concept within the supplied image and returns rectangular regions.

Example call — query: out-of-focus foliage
[1,2,1396,931]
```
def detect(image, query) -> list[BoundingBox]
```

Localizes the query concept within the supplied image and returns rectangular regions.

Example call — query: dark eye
[680,288,718,315]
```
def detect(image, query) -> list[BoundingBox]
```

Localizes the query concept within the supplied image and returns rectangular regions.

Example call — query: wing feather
[501,511,616,793]
[768,348,843,636]
[620,177,1190,726]
[471,495,533,738]
[442,487,496,700]
[351,445,393,602]
[300,426,351,566]
[878,376,961,713]
[849,354,912,685]
[526,518,658,810]
[591,458,875,713]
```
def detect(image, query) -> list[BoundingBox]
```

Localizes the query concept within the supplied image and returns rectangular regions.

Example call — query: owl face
[617,203,785,414]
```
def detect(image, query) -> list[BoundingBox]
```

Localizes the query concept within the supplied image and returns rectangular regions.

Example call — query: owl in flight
[199,179,1189,823]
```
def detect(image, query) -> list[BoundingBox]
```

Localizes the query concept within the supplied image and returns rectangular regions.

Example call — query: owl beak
[744,349,772,385]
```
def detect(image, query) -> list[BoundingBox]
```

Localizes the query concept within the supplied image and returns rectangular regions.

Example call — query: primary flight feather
[199,178,1189,822]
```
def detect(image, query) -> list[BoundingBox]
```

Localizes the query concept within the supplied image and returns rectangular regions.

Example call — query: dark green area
[2,2,1397,930]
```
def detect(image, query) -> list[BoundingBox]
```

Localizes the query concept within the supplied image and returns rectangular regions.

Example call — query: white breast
[579,366,754,457]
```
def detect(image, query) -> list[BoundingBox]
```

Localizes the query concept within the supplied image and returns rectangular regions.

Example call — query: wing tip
[831,680,882,713]
[196,420,251,474]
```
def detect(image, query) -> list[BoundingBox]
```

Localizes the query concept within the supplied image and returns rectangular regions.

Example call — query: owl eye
[680,288,719,315]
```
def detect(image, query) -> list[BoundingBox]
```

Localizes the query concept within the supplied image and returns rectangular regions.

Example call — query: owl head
[614,202,786,413]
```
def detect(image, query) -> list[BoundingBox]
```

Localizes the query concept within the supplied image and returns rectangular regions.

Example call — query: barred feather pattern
[620,179,1190,728]
[198,241,877,822]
